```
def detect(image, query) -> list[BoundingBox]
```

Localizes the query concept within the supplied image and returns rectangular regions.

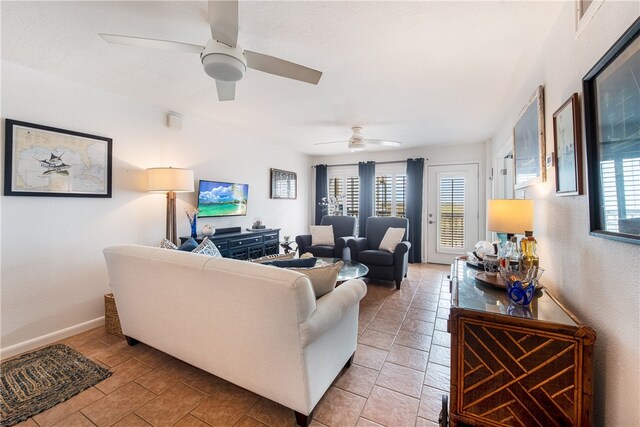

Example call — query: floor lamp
[147,167,194,245]
[487,199,534,245]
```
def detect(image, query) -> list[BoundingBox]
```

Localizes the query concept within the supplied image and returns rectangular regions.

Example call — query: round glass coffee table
[316,258,369,282]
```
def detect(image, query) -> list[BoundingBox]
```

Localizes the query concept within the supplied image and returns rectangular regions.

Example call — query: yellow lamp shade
[146,167,194,192]
[487,199,534,234]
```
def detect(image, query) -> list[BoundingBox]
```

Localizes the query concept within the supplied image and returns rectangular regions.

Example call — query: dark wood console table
[447,257,596,426]
[181,228,280,260]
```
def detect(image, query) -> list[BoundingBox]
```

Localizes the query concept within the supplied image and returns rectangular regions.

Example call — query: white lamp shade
[146,167,194,192]
[487,199,534,234]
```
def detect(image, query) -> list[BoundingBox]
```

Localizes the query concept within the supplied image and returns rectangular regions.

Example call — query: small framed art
[270,168,297,199]
[553,93,583,196]
[513,85,546,190]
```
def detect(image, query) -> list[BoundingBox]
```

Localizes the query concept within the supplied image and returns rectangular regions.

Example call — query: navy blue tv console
[180,227,280,260]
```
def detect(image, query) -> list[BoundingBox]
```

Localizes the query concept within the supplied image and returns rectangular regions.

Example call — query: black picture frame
[4,119,113,198]
[553,93,583,196]
[270,168,297,199]
[583,17,640,244]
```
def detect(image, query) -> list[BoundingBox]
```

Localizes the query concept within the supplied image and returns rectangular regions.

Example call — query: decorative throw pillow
[251,253,295,263]
[178,238,198,252]
[159,238,178,250]
[264,258,317,268]
[291,261,343,299]
[379,227,406,252]
[192,237,222,257]
[310,225,334,246]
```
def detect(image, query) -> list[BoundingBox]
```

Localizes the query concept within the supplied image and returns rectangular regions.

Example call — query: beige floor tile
[387,344,429,372]
[95,358,153,395]
[246,397,298,427]
[112,414,152,426]
[180,368,226,396]
[416,417,440,426]
[418,386,447,423]
[67,339,112,358]
[394,331,432,352]
[81,382,156,426]
[97,332,127,347]
[190,382,260,426]
[358,329,395,351]
[423,362,450,392]
[14,419,38,427]
[313,386,366,427]
[333,364,379,398]
[367,316,403,335]
[51,411,95,427]
[233,415,269,426]
[434,318,448,332]
[373,308,406,323]
[428,345,451,367]
[353,344,388,371]
[436,307,449,319]
[308,420,329,427]
[409,299,439,311]
[355,418,383,426]
[406,308,437,322]
[94,340,138,367]
[33,387,105,427]
[431,330,451,348]
[135,382,207,427]
[172,414,210,427]
[375,363,424,398]
[381,297,412,311]
[135,359,198,395]
[360,385,419,427]
[400,318,434,336]
[131,344,175,368]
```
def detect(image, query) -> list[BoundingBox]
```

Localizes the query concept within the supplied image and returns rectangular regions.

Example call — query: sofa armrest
[394,241,411,258]
[295,234,312,255]
[335,236,355,259]
[346,237,368,261]
[299,279,367,347]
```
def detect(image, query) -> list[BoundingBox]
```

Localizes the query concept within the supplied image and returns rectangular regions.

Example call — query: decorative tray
[468,269,544,290]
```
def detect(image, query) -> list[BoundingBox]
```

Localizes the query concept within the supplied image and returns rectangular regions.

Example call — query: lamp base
[166,191,178,245]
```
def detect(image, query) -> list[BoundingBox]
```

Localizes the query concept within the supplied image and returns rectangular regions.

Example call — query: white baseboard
[1,317,105,359]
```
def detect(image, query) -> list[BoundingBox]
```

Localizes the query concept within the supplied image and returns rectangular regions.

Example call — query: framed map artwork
[4,119,112,197]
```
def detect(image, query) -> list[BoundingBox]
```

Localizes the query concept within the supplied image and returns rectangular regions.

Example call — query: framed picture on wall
[4,119,113,197]
[553,93,583,196]
[513,85,546,190]
[583,18,640,244]
[270,168,297,199]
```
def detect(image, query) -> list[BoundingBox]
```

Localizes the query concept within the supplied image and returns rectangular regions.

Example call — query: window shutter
[439,177,465,248]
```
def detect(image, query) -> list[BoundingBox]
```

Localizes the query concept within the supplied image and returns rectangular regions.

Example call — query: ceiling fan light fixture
[348,142,366,152]
[201,40,247,82]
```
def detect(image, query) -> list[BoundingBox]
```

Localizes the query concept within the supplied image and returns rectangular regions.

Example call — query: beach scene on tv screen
[198,181,248,217]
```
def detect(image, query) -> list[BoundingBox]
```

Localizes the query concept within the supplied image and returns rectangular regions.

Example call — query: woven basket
[104,293,124,337]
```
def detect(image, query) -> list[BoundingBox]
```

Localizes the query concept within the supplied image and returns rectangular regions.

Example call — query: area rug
[0,343,111,427]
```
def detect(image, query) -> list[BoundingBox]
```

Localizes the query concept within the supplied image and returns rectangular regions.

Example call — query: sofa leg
[125,336,139,346]
[395,279,402,290]
[294,410,313,427]
[344,352,355,368]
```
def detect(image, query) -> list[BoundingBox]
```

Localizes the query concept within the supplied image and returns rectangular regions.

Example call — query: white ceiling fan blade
[244,50,322,85]
[314,140,348,146]
[208,0,238,48]
[215,80,236,101]
[99,34,203,54]
[363,139,402,147]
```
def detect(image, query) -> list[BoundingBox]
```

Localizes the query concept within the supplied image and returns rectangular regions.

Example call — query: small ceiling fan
[315,127,402,152]
[99,0,322,101]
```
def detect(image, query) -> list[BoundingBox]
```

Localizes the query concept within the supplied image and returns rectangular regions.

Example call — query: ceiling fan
[315,127,402,152]
[99,0,322,101]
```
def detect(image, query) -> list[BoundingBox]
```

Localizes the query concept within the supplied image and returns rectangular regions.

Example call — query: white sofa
[103,245,367,426]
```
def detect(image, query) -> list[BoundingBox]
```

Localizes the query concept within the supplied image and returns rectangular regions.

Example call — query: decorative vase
[190,217,197,238]
[202,224,215,237]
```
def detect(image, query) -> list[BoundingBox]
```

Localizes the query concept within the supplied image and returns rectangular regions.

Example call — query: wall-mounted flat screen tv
[197,180,249,217]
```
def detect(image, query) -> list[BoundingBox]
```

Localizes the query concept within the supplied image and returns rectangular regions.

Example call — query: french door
[427,164,479,264]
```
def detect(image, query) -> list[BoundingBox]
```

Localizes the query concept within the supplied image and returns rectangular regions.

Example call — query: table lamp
[487,199,534,244]
[147,167,194,245]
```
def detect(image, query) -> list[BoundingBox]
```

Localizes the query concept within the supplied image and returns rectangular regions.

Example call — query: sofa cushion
[264,258,317,268]
[307,245,335,258]
[310,225,334,245]
[178,238,199,252]
[159,238,178,250]
[251,253,295,263]
[379,227,405,252]
[192,237,222,257]
[291,261,343,298]
[359,249,394,266]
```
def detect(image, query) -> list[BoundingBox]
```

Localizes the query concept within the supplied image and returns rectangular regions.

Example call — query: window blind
[439,177,465,248]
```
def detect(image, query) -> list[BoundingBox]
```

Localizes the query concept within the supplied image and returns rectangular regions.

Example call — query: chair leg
[294,410,313,426]
[344,352,355,368]
[395,279,402,290]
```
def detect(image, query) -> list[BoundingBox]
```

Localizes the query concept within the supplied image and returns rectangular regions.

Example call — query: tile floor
[14,263,452,427]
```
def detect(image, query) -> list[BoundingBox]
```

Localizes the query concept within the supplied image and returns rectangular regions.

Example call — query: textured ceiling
[1,1,563,155]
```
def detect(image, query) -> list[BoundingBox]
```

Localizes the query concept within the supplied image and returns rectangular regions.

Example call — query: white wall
[490,3,640,425]
[312,142,488,263]
[0,61,311,356]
